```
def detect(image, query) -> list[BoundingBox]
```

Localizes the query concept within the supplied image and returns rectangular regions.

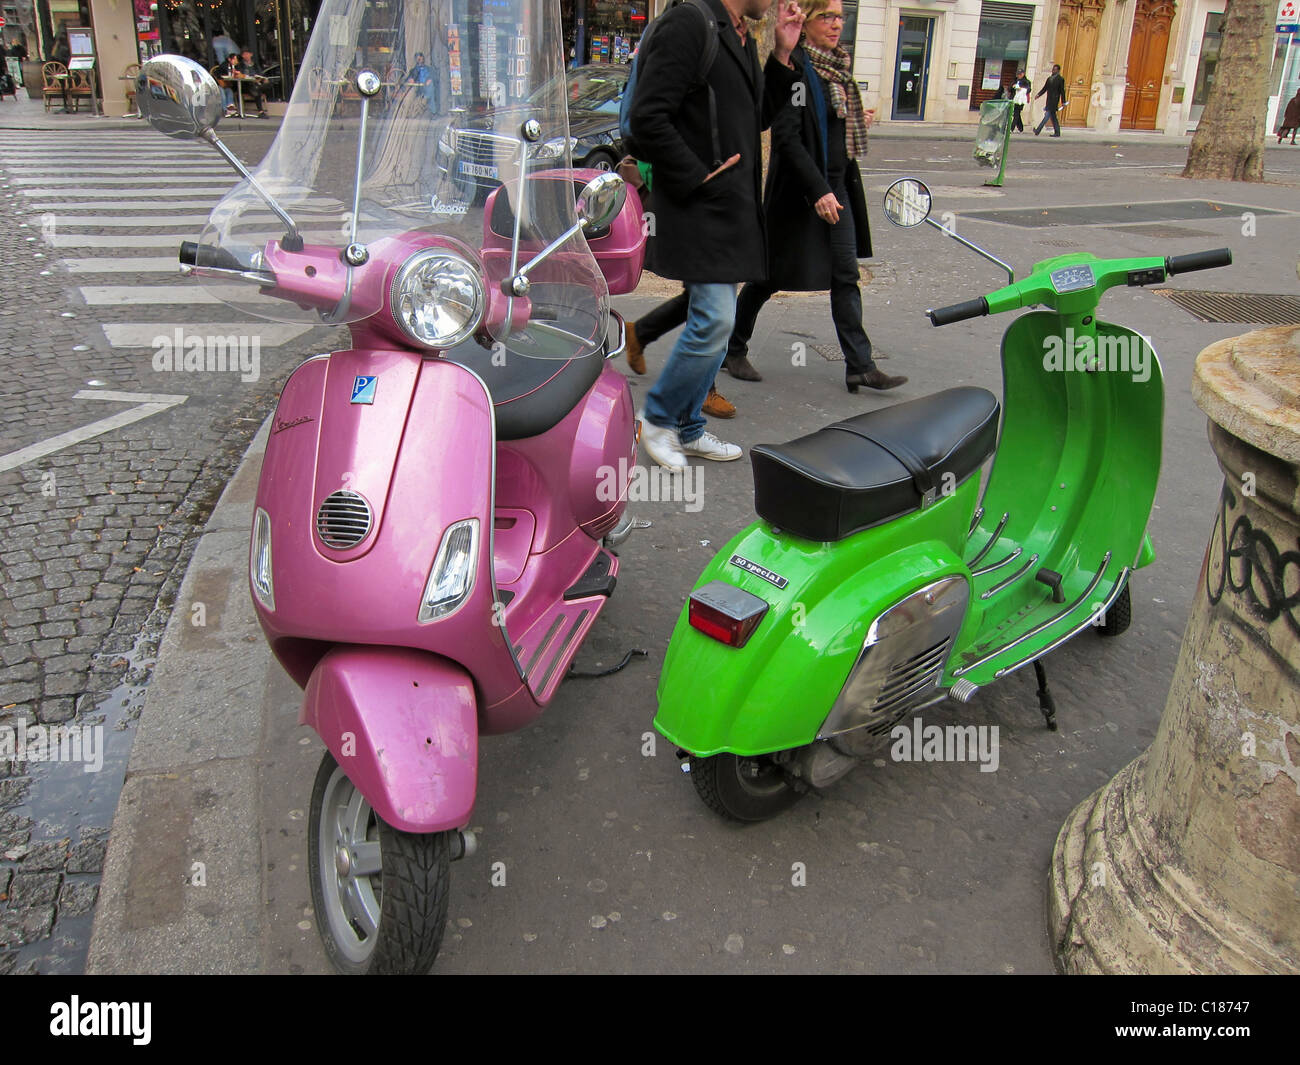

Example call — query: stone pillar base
[1048,326,1300,976]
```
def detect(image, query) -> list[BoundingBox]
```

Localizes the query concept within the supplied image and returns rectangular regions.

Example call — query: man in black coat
[626,0,802,472]
[1034,63,1067,137]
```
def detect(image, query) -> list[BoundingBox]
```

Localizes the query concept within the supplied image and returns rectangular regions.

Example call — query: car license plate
[459,161,498,179]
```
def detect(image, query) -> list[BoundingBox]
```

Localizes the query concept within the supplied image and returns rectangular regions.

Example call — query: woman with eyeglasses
[724,0,906,393]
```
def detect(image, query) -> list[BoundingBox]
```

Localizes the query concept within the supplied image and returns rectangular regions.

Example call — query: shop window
[969,1,1032,111]
[1191,13,1225,107]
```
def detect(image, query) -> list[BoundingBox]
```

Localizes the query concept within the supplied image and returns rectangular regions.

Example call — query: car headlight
[418,519,479,623]
[390,250,485,349]
[250,506,275,610]
[529,136,574,160]
[438,128,456,154]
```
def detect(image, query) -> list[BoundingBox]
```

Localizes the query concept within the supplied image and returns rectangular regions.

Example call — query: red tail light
[687,581,769,648]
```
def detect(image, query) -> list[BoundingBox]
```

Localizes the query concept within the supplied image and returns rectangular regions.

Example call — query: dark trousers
[728,177,875,377]
[634,290,688,346]
[1035,105,1061,135]
[1012,103,1025,132]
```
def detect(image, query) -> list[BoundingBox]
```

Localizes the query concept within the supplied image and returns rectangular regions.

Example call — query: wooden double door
[1054,0,1104,126]
[1121,0,1176,129]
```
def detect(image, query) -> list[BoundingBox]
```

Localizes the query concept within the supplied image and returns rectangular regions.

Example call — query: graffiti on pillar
[1205,483,1300,640]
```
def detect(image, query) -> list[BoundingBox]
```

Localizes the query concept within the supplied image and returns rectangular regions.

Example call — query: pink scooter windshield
[196,0,609,358]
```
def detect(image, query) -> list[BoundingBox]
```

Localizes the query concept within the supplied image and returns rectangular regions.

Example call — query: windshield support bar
[347,94,372,252]
[201,128,303,250]
[924,217,1014,285]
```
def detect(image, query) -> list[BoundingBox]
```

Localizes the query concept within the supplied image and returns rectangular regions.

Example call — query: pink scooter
[136,27,645,972]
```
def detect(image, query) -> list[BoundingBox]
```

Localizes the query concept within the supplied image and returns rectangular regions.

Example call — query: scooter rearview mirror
[136,54,225,140]
[577,171,627,232]
[883,178,933,228]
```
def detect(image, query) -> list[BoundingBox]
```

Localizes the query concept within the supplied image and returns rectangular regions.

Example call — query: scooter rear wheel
[308,751,451,975]
[690,753,803,823]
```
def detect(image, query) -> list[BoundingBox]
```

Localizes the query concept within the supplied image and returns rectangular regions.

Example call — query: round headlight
[391,250,485,349]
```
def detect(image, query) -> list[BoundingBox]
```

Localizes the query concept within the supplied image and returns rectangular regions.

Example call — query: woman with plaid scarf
[724,0,906,393]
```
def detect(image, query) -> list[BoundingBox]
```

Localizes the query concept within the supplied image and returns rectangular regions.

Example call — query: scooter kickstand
[1033,659,1057,731]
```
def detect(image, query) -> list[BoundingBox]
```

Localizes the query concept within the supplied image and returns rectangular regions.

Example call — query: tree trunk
[1182,0,1276,181]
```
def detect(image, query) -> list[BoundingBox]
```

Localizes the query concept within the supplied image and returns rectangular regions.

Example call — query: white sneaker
[681,431,742,462]
[640,419,687,473]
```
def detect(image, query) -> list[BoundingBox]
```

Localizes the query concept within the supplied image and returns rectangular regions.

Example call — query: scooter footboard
[301,646,478,833]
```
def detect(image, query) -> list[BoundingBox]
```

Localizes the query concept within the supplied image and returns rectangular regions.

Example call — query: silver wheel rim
[318,765,383,965]
[592,156,613,171]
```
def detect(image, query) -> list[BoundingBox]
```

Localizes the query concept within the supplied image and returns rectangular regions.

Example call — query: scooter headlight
[250,506,275,610]
[418,518,479,623]
[391,250,485,349]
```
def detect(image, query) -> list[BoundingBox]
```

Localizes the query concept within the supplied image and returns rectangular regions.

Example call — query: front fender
[301,645,478,832]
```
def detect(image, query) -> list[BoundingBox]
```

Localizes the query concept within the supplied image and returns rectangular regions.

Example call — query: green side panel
[654,478,979,757]
[950,312,1163,685]
[1136,532,1156,569]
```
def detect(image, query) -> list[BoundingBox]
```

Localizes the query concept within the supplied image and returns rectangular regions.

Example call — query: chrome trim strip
[978,553,1038,600]
[971,545,1022,577]
[604,309,627,361]
[967,505,984,537]
[524,614,566,679]
[952,552,1114,676]
[967,511,1008,568]
[993,567,1132,679]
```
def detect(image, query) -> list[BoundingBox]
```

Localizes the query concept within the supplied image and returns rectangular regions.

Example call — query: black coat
[762,48,871,291]
[627,0,796,283]
[1038,72,1066,110]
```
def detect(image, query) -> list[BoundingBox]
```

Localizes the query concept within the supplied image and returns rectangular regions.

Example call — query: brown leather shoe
[625,321,646,375]
[702,385,736,419]
[723,353,763,381]
[846,368,908,392]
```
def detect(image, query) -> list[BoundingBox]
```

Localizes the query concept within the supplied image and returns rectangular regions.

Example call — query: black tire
[1096,581,1132,637]
[690,753,803,823]
[582,149,618,172]
[308,752,452,975]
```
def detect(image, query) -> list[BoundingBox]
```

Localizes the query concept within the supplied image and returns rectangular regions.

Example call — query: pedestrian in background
[723,0,906,394]
[1277,87,1300,145]
[1012,69,1030,132]
[212,28,239,64]
[1034,63,1066,137]
[627,0,803,472]
[617,158,736,418]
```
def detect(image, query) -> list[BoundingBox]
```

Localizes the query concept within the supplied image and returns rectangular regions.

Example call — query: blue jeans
[643,282,736,445]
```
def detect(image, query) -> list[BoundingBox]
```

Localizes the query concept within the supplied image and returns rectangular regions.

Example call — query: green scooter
[654,178,1233,822]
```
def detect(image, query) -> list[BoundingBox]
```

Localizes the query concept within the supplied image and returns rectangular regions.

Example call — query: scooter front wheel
[308,752,451,975]
[690,753,803,823]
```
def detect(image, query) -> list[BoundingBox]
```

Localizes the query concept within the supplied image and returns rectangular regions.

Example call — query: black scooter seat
[444,339,605,441]
[750,387,1000,542]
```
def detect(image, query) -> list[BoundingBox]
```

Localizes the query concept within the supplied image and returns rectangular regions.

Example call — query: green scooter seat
[750,387,1000,542]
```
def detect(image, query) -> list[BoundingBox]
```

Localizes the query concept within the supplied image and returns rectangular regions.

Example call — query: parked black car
[436,64,629,201]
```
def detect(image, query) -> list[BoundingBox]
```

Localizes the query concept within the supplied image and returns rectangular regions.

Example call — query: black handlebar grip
[1165,248,1232,275]
[927,297,990,327]
[179,241,249,272]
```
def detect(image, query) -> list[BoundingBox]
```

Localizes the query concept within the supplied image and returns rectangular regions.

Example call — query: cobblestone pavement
[0,124,340,973]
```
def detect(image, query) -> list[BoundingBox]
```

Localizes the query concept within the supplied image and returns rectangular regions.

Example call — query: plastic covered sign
[974,99,1011,168]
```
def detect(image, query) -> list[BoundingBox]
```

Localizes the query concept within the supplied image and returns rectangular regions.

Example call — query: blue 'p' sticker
[351,375,377,404]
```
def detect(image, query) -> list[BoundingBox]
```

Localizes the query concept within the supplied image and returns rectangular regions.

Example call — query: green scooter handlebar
[926,247,1233,327]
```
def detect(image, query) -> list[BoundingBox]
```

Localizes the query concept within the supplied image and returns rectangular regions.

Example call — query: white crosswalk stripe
[1,127,331,361]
